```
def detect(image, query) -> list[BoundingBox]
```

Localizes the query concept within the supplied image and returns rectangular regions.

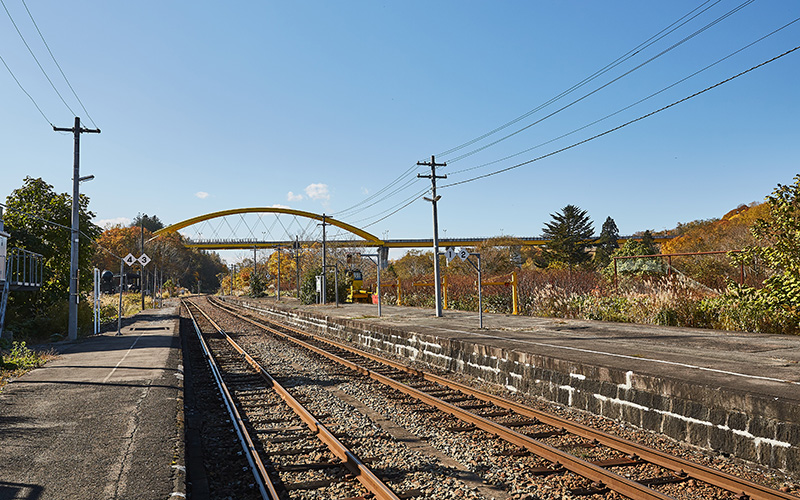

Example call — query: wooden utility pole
[417,155,447,317]
[54,117,100,341]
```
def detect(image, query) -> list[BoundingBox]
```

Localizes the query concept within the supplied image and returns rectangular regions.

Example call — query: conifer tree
[542,205,594,268]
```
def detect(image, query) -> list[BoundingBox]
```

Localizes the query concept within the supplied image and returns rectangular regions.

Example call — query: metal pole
[141,218,145,310]
[295,236,301,298]
[93,268,99,335]
[276,248,281,300]
[377,257,381,317]
[321,215,327,304]
[117,259,123,335]
[476,254,482,329]
[334,264,339,306]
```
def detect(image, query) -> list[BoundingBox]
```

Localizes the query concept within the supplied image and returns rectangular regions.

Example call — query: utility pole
[54,117,100,341]
[417,155,447,317]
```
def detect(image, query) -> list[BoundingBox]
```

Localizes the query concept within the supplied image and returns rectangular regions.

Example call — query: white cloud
[195,191,209,199]
[287,191,304,202]
[271,204,290,209]
[96,217,131,228]
[305,183,330,201]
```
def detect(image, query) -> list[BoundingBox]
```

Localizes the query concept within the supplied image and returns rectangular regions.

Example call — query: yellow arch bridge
[152,207,665,250]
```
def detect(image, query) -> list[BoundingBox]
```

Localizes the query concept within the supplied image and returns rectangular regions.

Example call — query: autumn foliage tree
[3,177,101,337]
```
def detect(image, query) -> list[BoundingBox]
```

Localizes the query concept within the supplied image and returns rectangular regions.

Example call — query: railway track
[198,295,797,500]
[182,298,402,500]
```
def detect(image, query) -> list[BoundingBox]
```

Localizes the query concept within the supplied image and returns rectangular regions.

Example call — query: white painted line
[426,326,800,386]
[102,334,143,383]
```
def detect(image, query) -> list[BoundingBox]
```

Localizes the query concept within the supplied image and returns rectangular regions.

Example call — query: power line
[359,187,430,229]
[20,0,98,128]
[330,163,423,218]
[439,44,800,190]
[441,0,756,165]
[436,0,725,159]
[0,51,52,125]
[447,16,800,178]
[0,0,77,117]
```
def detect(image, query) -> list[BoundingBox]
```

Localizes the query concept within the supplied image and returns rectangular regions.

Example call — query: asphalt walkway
[0,306,183,500]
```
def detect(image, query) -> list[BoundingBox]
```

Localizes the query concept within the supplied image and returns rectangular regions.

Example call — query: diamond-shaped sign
[138,253,151,267]
[445,247,457,263]
[123,253,137,266]
[458,249,470,261]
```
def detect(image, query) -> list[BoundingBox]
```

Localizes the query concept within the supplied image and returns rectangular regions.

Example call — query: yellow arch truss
[152,207,384,247]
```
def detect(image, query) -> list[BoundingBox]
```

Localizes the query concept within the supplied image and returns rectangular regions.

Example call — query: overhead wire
[446,16,800,177]
[0,51,52,125]
[1,0,78,118]
[330,163,424,218]
[436,0,724,159]
[327,0,745,227]
[20,0,98,128]
[441,0,756,165]
[439,44,800,190]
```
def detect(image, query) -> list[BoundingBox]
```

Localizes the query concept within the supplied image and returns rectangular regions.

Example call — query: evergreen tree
[641,230,657,254]
[542,205,594,268]
[593,216,620,268]
[131,213,165,232]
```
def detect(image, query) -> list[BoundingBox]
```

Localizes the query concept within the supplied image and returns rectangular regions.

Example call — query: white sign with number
[445,247,457,263]
[123,253,137,266]
[458,248,470,261]
[138,253,151,266]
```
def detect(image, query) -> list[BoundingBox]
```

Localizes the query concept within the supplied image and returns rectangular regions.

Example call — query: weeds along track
[203,295,798,500]
[182,298,401,500]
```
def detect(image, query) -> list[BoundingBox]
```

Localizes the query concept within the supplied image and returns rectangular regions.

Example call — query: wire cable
[330,163,424,218]
[20,0,98,128]
[359,187,431,229]
[447,16,800,177]
[439,44,800,190]
[436,0,725,159]
[0,51,52,125]
[1,0,78,118]
[442,0,755,165]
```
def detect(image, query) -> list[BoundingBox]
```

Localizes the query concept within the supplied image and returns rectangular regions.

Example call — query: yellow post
[442,274,448,310]
[511,271,519,315]
[397,279,402,306]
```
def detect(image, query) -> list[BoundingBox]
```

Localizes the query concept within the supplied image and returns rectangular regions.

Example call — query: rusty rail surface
[186,298,401,500]
[183,299,279,500]
[212,296,796,500]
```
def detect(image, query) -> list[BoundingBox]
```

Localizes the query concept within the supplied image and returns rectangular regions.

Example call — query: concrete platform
[223,295,800,474]
[0,306,184,500]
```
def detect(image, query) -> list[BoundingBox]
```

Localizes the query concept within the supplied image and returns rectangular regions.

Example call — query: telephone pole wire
[54,117,100,341]
[417,155,447,317]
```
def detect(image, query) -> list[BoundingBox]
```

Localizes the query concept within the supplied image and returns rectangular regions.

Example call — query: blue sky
[2,1,798,262]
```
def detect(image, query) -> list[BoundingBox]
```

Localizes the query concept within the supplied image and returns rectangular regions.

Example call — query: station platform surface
[0,306,183,500]
[246,296,800,403]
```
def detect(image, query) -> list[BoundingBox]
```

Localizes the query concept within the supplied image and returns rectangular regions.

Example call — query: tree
[3,177,101,336]
[542,205,594,268]
[131,213,165,232]
[737,175,800,307]
[593,216,619,269]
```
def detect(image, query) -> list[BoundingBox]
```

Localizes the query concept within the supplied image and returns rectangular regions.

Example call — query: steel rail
[182,300,278,500]
[188,298,402,500]
[216,297,797,500]
[209,298,673,500]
